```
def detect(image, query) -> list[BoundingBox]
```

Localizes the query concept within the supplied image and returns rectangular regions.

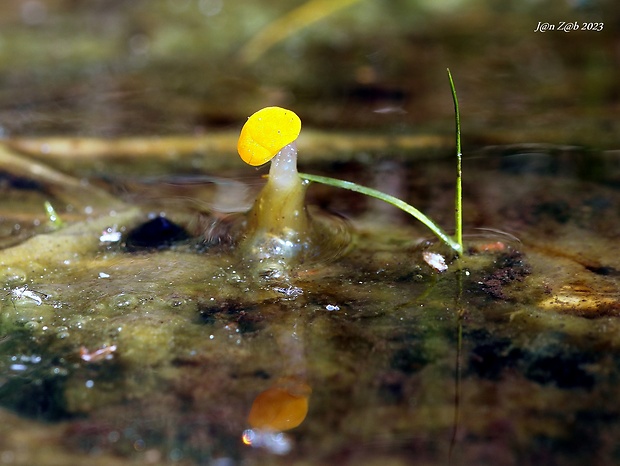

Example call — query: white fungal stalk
[268,142,300,190]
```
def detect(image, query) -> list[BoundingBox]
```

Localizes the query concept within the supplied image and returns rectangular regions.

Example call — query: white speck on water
[422,251,448,272]
[99,225,122,243]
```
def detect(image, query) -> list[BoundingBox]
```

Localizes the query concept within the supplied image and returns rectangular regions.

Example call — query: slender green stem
[447,69,463,256]
[447,70,465,460]
[298,172,462,253]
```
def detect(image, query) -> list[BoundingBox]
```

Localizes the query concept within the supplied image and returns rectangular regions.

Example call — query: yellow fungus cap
[237,106,301,166]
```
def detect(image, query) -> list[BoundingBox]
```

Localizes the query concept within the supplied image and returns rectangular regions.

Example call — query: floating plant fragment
[5,285,49,306]
[422,251,449,273]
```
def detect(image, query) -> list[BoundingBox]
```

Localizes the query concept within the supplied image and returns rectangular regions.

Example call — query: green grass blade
[447,68,463,256]
[299,172,462,253]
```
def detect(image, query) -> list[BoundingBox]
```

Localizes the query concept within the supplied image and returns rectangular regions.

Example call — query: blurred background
[0,0,617,147]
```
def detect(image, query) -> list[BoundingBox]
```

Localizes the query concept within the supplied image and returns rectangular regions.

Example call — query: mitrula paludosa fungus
[234,103,462,278]
[236,106,350,274]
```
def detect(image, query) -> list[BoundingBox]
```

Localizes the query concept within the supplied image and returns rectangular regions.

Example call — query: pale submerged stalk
[238,142,352,271]
[242,142,310,262]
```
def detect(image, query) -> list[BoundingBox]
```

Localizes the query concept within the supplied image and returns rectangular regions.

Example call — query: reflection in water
[242,319,311,455]
[242,376,312,455]
[242,428,293,456]
[248,376,312,431]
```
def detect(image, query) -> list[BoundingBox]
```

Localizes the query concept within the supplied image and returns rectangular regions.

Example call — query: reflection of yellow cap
[237,107,301,166]
[248,378,311,431]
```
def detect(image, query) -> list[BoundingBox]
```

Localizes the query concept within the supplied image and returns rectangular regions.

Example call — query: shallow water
[1,1,620,465]
[2,143,620,466]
